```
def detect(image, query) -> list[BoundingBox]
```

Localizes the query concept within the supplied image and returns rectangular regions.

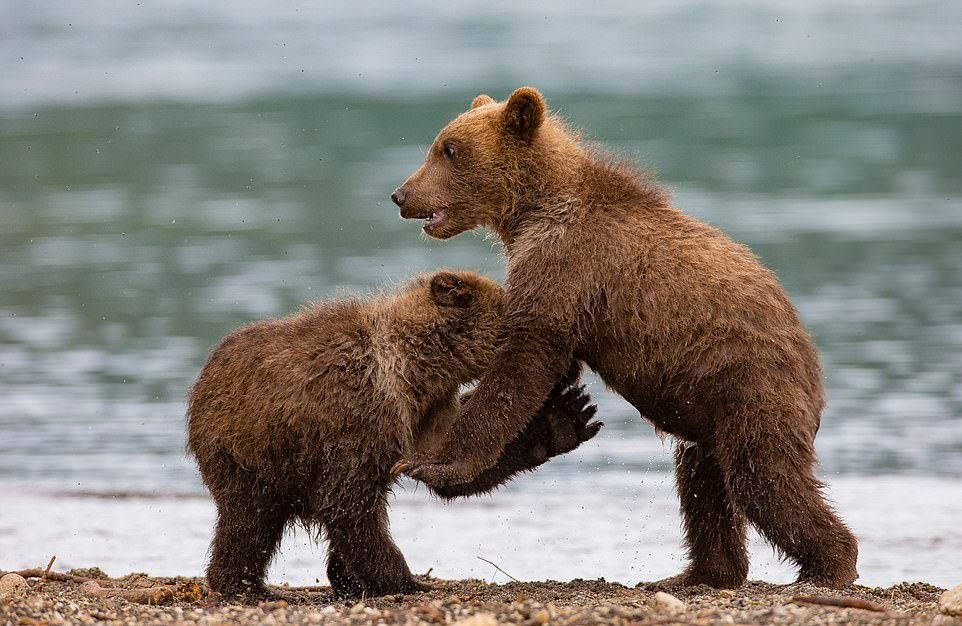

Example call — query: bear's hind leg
[206,485,293,599]
[717,420,858,589]
[664,442,749,588]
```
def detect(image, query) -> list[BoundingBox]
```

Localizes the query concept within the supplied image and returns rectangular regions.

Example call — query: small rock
[80,580,107,597]
[531,608,550,624]
[69,567,109,579]
[259,599,288,611]
[452,613,498,626]
[942,584,962,617]
[0,573,29,600]
[350,602,366,614]
[652,591,686,612]
[933,615,962,626]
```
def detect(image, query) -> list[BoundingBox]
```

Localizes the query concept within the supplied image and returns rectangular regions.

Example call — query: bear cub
[391,88,858,589]
[187,270,600,600]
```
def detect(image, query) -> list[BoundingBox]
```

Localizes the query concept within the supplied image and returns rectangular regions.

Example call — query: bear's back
[186,298,379,471]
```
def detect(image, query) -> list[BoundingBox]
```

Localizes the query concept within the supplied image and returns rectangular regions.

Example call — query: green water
[2,88,960,489]
[1,1,961,491]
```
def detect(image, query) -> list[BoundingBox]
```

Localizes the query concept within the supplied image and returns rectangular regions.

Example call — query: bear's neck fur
[368,296,496,418]
[490,119,671,249]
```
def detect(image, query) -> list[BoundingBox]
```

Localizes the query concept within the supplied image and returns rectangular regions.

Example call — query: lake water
[1,0,960,587]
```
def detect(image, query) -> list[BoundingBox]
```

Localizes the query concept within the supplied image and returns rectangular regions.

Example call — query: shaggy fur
[187,270,600,600]
[391,88,858,589]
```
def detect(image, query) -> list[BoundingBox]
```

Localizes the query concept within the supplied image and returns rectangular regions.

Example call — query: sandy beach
[2,568,959,626]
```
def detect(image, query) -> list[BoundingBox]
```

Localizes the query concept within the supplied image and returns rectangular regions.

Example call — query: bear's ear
[501,86,545,141]
[471,94,495,109]
[430,272,475,308]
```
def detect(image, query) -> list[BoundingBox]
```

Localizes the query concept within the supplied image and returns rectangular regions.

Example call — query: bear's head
[394,270,505,380]
[392,87,576,240]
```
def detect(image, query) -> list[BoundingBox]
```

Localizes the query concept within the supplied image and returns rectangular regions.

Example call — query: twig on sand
[477,556,519,583]
[423,567,433,578]
[37,555,56,590]
[791,594,887,612]
[1,568,112,585]
[82,582,177,606]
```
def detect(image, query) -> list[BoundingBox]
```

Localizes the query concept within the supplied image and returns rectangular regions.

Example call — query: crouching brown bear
[391,88,858,589]
[187,270,601,600]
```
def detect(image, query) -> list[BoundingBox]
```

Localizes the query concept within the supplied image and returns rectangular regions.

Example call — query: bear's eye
[442,142,457,160]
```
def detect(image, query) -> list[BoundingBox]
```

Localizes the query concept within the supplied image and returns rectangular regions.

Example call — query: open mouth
[422,209,447,232]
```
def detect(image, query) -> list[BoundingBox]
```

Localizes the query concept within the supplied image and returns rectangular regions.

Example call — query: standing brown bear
[187,270,600,600]
[391,88,858,589]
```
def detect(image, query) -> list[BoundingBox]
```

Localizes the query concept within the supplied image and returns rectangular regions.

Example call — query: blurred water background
[1,0,961,587]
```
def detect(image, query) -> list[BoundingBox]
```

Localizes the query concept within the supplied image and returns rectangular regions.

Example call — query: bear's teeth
[423,210,445,229]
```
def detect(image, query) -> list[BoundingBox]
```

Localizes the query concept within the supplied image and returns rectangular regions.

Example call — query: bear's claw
[402,460,481,487]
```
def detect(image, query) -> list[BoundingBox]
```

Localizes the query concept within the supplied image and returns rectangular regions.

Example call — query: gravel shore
[1,568,957,626]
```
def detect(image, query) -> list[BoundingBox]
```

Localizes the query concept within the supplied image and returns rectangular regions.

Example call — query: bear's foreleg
[399,322,575,487]
[323,495,427,597]
[206,487,293,599]
[428,380,601,499]
[325,549,364,598]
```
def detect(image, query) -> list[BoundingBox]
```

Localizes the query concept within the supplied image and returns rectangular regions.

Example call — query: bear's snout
[391,187,407,207]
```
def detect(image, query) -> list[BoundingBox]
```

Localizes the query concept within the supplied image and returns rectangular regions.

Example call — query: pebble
[651,591,686,612]
[350,602,366,615]
[0,573,29,600]
[531,607,550,624]
[452,613,498,626]
[942,584,962,617]
[80,580,107,598]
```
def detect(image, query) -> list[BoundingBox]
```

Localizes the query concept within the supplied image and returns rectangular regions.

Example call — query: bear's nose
[391,188,406,207]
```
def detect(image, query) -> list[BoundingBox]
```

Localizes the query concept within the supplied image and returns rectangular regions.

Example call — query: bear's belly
[578,348,712,444]
[623,383,709,443]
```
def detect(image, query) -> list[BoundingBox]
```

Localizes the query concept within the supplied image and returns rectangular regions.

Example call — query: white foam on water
[1,473,959,587]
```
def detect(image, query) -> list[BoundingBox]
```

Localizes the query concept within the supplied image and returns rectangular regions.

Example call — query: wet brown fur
[187,270,600,600]
[393,88,859,589]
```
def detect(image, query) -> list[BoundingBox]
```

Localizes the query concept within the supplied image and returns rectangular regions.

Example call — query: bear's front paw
[539,384,603,457]
[395,458,485,488]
